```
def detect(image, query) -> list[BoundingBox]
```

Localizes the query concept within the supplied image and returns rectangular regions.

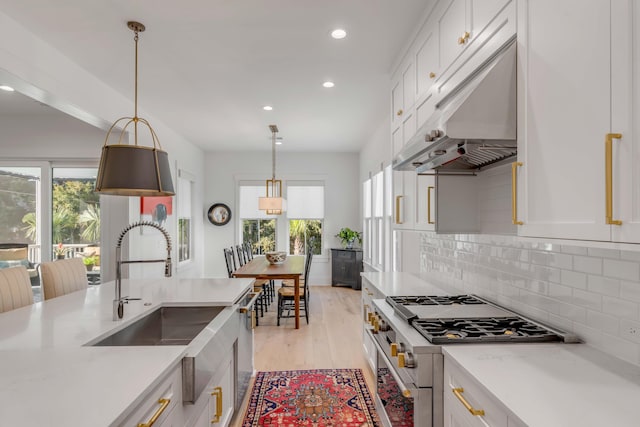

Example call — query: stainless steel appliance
[236,290,260,410]
[392,37,517,173]
[367,294,577,427]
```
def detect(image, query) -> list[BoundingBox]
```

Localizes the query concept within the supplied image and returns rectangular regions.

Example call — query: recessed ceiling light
[331,29,347,39]
[0,85,15,92]
[323,81,335,88]
[263,105,273,111]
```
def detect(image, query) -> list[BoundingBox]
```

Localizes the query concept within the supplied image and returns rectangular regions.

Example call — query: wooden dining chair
[225,247,265,321]
[40,258,88,300]
[0,266,34,313]
[277,251,313,326]
[282,250,313,302]
[235,245,246,267]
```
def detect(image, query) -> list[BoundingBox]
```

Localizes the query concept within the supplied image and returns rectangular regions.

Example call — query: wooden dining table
[232,255,305,329]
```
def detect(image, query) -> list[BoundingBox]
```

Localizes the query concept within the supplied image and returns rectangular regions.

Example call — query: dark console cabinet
[331,248,363,290]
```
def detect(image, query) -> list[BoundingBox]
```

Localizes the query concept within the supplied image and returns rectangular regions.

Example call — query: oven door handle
[367,329,413,398]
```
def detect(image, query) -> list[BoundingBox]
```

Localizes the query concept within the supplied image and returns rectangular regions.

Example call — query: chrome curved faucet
[114,221,172,320]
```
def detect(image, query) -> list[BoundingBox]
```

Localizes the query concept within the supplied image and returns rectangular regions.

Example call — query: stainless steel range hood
[393,37,517,173]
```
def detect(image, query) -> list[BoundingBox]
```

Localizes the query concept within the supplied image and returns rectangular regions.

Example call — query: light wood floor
[230,285,375,426]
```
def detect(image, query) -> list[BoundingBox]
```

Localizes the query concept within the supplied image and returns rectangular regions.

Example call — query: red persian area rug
[241,368,380,426]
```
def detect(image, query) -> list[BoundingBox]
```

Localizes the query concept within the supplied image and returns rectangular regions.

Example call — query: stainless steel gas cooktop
[384,295,578,344]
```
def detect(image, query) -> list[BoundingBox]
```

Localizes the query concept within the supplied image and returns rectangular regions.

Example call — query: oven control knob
[397,353,406,368]
[379,320,390,332]
[397,343,405,354]
[404,352,416,368]
[390,343,398,357]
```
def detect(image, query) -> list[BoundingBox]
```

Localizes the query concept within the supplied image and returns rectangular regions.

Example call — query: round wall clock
[207,203,231,226]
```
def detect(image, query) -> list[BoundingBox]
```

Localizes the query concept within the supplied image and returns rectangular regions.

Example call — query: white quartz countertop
[444,344,640,427]
[361,271,454,296]
[0,277,253,426]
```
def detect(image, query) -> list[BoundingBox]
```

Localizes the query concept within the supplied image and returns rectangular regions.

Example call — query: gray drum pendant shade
[95,21,175,197]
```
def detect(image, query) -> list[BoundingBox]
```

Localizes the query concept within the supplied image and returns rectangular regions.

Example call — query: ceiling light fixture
[323,81,335,88]
[95,21,174,196]
[258,125,286,215]
[0,85,14,92]
[331,29,347,39]
[263,105,273,111]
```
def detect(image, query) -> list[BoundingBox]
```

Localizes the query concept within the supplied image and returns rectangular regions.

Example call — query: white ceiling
[0,0,432,153]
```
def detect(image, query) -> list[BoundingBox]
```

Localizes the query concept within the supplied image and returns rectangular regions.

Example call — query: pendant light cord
[272,128,276,181]
[133,28,139,145]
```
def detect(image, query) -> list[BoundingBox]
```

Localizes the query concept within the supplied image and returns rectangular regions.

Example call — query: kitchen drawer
[444,358,508,427]
[119,364,183,427]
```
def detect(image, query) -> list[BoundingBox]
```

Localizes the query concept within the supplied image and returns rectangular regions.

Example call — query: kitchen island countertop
[0,277,253,427]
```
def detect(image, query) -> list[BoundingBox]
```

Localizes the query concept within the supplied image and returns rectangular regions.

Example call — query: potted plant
[54,243,66,260]
[335,228,362,249]
[83,256,96,271]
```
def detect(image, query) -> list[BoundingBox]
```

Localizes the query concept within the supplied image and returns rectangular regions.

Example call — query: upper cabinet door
[611,1,640,243]
[391,77,403,128]
[518,0,612,241]
[415,28,439,101]
[471,0,511,36]
[439,0,469,70]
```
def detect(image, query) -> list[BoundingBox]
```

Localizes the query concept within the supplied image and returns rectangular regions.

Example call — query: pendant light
[258,125,286,214]
[95,21,175,196]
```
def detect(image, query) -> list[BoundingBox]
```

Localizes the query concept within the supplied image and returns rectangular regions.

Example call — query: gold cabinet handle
[429,72,436,79]
[390,343,398,357]
[363,304,371,322]
[138,398,171,427]
[511,162,523,225]
[397,109,403,116]
[427,186,435,224]
[397,352,406,368]
[457,31,470,45]
[452,388,485,416]
[395,195,404,224]
[364,287,373,296]
[211,386,223,423]
[605,133,623,225]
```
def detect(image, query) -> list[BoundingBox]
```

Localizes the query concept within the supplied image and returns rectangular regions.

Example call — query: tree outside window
[242,219,275,253]
[289,219,322,255]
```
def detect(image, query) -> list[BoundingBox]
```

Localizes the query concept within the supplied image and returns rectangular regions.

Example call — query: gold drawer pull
[364,287,374,296]
[511,162,523,225]
[452,388,485,416]
[605,133,623,225]
[395,195,404,224]
[429,72,436,79]
[397,352,405,368]
[211,386,223,423]
[427,186,435,224]
[390,343,398,357]
[138,398,170,427]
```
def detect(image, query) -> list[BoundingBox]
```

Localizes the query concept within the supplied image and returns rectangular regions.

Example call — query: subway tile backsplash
[419,232,640,367]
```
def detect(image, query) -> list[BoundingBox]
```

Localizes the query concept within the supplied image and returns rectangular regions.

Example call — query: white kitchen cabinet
[393,170,416,230]
[438,0,468,70]
[391,59,416,152]
[471,0,511,39]
[119,364,183,427]
[415,174,436,231]
[191,350,235,427]
[444,357,508,427]
[611,1,640,243]
[415,26,439,103]
[517,0,640,243]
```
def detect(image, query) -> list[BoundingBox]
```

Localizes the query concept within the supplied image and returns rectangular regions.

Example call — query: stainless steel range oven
[367,294,577,427]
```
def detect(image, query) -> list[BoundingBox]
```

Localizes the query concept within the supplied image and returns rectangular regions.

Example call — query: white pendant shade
[258,196,287,212]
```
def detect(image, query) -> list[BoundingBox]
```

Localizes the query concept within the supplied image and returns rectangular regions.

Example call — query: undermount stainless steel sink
[92,306,225,347]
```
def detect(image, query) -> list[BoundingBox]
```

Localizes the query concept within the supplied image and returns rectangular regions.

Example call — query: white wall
[203,151,360,284]
[0,11,206,280]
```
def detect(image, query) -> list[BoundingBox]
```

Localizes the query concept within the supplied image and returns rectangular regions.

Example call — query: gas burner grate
[412,317,562,344]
